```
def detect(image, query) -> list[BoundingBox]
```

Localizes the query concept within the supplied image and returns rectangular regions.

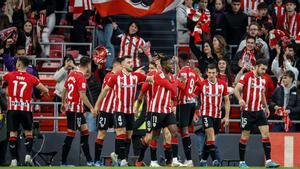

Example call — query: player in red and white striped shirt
[116,21,148,69]
[175,53,202,166]
[61,57,96,166]
[2,57,48,167]
[234,59,280,168]
[196,64,230,166]
[135,56,181,166]
[95,56,152,166]
[93,59,122,166]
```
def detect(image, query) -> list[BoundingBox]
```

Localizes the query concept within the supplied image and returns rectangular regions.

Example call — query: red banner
[93,0,183,17]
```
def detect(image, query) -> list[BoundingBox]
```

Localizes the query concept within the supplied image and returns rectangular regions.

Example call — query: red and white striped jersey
[118,34,145,68]
[198,79,228,118]
[141,71,156,112]
[150,71,177,114]
[64,70,87,113]
[273,4,285,17]
[238,71,266,112]
[241,0,263,15]
[3,71,40,112]
[69,0,93,13]
[177,66,201,104]
[98,71,116,113]
[107,71,146,114]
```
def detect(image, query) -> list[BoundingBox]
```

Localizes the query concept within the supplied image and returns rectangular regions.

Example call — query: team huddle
[2,53,280,168]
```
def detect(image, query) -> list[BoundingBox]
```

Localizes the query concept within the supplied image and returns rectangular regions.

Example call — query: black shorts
[113,112,134,131]
[7,110,33,132]
[176,103,196,127]
[66,111,87,131]
[241,110,268,131]
[151,112,177,130]
[146,112,152,133]
[97,112,114,130]
[202,116,221,134]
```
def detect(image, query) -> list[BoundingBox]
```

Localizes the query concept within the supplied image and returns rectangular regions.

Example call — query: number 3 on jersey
[13,80,27,97]
[67,83,74,99]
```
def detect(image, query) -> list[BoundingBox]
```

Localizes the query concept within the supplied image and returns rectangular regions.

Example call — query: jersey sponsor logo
[82,83,86,88]
[11,101,29,106]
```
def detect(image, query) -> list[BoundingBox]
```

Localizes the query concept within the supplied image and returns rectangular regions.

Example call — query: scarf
[0,27,18,46]
[275,107,292,132]
[241,48,256,67]
[269,29,286,49]
[283,12,298,38]
[187,8,210,44]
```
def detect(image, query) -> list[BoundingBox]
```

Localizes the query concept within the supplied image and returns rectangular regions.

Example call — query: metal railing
[31,101,300,133]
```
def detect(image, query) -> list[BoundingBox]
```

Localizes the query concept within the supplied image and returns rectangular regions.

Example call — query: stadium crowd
[0,0,299,167]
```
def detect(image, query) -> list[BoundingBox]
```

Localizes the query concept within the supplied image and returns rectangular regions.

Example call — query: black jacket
[32,0,56,16]
[223,10,248,45]
[85,75,101,111]
[269,85,300,120]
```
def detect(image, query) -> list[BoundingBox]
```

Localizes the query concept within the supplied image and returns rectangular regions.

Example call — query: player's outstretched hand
[41,91,49,97]
[222,116,229,127]
[90,108,98,118]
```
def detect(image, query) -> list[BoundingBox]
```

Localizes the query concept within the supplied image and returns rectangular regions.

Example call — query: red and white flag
[92,0,183,17]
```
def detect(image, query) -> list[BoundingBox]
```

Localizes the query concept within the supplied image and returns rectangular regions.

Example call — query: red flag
[93,0,183,17]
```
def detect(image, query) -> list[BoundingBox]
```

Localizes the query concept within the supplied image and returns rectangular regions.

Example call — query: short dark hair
[178,52,189,61]
[113,57,123,65]
[149,61,157,67]
[16,46,25,51]
[283,70,295,82]
[257,2,268,10]
[119,55,132,63]
[62,54,75,67]
[160,56,172,65]
[207,63,218,71]
[256,58,269,66]
[262,22,274,32]
[18,56,30,67]
[246,35,256,42]
[79,56,91,67]
[232,0,240,3]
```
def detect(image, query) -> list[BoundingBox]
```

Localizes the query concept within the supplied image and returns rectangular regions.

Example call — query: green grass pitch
[0,167,298,169]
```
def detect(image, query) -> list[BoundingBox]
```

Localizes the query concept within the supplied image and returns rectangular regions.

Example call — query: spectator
[271,44,299,86]
[16,20,41,56]
[112,21,149,69]
[85,70,101,132]
[53,55,76,104]
[217,58,234,88]
[233,35,263,74]
[237,22,270,60]
[223,0,248,55]
[32,0,56,59]
[240,0,263,20]
[210,0,226,37]
[268,0,285,26]
[255,2,274,26]
[270,70,300,132]
[276,0,299,39]
[176,0,193,44]
[94,12,114,71]
[212,35,231,60]
[69,0,93,55]
[197,41,218,75]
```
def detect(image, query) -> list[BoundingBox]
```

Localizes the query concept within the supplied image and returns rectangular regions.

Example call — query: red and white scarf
[269,29,286,49]
[187,8,210,43]
[283,12,298,38]
[276,107,292,132]
[241,48,256,67]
